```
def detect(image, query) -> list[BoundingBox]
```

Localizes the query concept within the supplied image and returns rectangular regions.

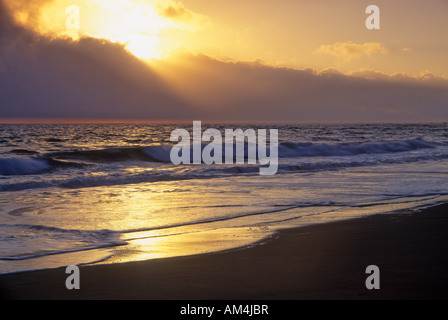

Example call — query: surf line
[170,121,278,175]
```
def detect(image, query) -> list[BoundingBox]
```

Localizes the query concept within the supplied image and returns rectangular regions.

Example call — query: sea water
[1,123,448,274]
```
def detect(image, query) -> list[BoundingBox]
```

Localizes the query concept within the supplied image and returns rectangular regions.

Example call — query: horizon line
[0,118,446,125]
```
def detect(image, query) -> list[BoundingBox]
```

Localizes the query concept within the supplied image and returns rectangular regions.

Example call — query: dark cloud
[0,0,17,42]
[160,3,192,20]
[0,0,195,120]
[157,51,448,122]
[156,0,206,27]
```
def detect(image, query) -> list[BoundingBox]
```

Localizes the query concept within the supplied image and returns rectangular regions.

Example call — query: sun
[123,34,161,59]
[84,0,174,60]
[6,0,189,60]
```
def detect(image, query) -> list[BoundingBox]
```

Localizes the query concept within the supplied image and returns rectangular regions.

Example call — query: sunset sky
[165,0,448,76]
[1,0,448,122]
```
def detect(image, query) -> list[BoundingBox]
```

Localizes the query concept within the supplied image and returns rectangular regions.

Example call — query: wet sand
[1,204,448,300]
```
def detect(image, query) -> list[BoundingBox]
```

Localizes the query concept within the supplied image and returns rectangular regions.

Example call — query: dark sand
[1,204,448,300]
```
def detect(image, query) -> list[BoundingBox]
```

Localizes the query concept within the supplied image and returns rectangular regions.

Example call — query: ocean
[1,123,448,274]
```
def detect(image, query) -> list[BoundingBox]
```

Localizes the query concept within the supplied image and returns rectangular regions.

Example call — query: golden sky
[5,0,448,77]
[175,0,448,77]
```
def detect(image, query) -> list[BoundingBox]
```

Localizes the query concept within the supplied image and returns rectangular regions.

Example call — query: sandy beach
[1,203,448,300]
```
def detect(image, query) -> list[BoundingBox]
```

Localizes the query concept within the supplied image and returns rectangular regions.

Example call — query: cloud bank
[0,0,198,120]
[1,0,448,123]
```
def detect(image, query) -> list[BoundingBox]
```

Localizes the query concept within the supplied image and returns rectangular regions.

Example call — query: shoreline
[1,203,448,300]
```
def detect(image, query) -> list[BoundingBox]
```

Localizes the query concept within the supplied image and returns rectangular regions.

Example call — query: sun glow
[6,0,199,60]
[83,0,174,59]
